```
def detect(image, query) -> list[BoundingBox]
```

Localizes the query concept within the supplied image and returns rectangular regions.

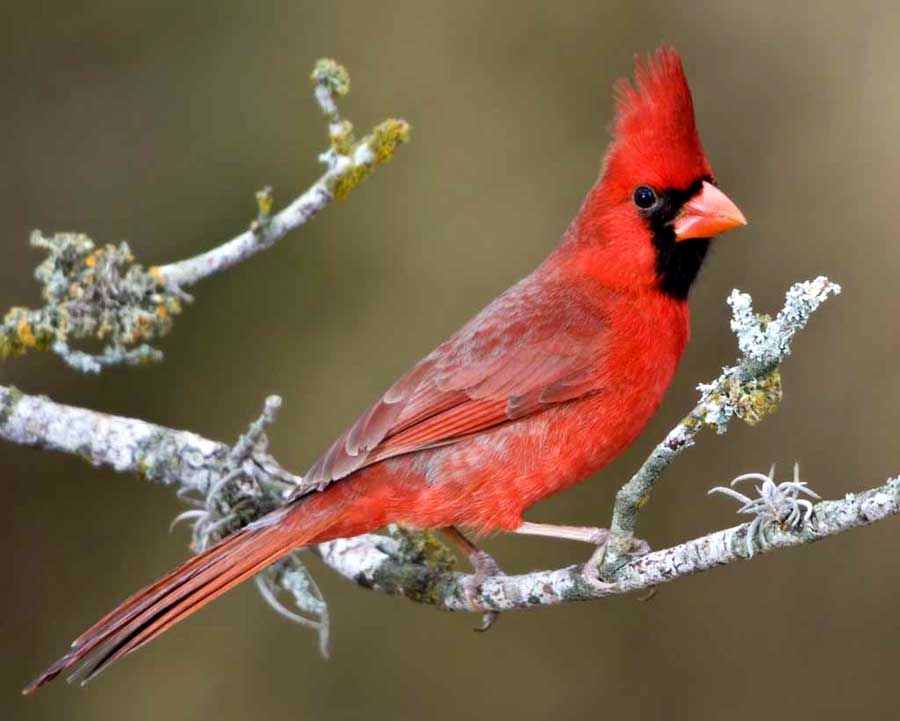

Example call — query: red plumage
[25,47,746,693]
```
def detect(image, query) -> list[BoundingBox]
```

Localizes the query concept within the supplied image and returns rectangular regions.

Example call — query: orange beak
[673,181,747,241]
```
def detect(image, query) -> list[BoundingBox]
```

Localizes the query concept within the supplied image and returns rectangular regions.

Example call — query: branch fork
[594,276,840,580]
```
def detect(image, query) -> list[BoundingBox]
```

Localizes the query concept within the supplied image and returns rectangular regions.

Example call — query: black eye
[633,185,658,209]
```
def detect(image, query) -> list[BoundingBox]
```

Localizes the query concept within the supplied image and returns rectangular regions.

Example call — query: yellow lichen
[330,164,370,201]
[733,369,783,425]
[330,119,355,156]
[17,319,36,348]
[329,120,410,201]
[165,297,182,316]
[255,187,274,217]
[703,369,783,430]
[3,232,181,369]
[370,119,411,164]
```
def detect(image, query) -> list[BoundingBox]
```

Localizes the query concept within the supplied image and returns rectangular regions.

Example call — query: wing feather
[292,276,609,498]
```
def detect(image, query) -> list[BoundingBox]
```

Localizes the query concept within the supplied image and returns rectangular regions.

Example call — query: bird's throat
[652,232,709,300]
[643,179,712,300]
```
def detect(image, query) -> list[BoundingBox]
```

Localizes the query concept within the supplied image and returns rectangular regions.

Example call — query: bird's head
[573,47,746,300]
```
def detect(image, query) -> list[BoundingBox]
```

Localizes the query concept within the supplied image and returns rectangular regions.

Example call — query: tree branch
[4,276,877,636]
[0,58,409,373]
[155,61,410,290]
[318,475,900,612]
[596,276,840,577]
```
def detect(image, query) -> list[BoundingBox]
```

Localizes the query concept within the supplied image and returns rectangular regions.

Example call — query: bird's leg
[440,526,503,631]
[516,522,651,587]
[514,521,611,545]
[515,521,650,555]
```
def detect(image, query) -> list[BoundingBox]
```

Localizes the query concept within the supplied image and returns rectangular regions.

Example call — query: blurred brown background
[3,1,899,719]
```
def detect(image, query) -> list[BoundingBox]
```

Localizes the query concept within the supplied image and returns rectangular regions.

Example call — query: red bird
[25,47,745,692]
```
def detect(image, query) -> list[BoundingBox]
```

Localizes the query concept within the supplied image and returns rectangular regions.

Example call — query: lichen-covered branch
[1,59,409,373]
[3,370,897,618]
[595,277,841,578]
[319,475,900,612]
[154,60,409,289]
[0,385,329,649]
[2,275,884,637]
[0,233,181,373]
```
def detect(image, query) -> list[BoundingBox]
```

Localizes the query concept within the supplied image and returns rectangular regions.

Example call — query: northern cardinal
[25,47,745,693]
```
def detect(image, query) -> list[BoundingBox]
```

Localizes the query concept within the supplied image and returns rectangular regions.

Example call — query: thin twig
[155,59,409,290]
[595,277,840,578]
[0,59,409,371]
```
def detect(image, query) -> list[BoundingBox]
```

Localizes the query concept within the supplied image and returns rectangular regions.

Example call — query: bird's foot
[465,549,505,631]
[440,527,505,630]
[584,532,651,583]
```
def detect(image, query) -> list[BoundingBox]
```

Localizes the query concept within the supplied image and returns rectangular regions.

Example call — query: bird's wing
[294,277,609,498]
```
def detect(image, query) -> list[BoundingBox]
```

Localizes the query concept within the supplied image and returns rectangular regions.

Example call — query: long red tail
[23,500,334,694]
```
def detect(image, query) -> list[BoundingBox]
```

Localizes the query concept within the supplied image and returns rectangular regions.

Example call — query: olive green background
[3,1,899,720]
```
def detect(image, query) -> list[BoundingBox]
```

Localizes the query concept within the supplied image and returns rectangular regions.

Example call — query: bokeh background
[3,1,899,719]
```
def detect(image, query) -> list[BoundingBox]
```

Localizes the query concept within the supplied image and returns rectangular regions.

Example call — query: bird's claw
[585,532,651,583]
[624,537,651,556]
[465,550,504,631]
[475,610,499,632]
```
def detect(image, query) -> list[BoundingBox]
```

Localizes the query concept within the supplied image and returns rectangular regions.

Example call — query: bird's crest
[605,47,712,190]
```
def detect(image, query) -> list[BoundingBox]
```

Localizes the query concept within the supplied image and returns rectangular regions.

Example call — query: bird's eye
[633,185,658,209]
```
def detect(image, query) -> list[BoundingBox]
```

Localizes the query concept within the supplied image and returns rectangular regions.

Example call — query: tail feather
[71,527,251,648]
[23,504,329,694]
[82,540,291,678]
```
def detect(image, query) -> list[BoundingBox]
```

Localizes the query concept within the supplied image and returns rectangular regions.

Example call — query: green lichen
[311,58,351,97]
[388,524,457,572]
[134,431,184,484]
[0,385,23,427]
[371,560,456,607]
[1,231,181,372]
